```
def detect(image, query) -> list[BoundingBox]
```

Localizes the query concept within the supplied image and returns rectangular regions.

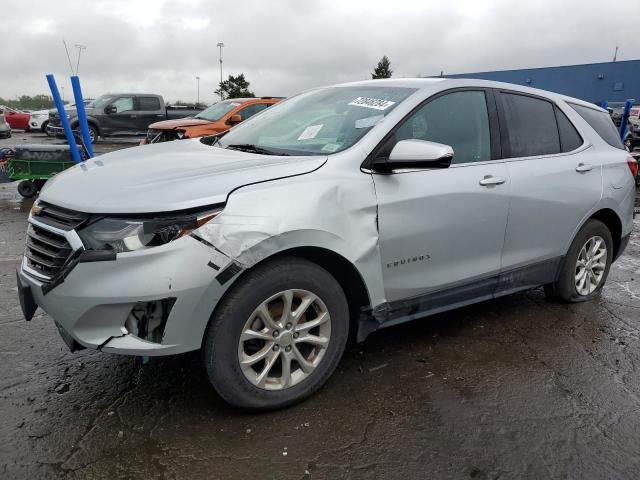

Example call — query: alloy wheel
[575,235,607,296]
[238,289,331,390]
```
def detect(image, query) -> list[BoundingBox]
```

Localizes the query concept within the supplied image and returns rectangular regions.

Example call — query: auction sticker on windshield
[348,97,395,110]
[298,124,323,140]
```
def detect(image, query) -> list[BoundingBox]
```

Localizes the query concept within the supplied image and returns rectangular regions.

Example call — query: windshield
[89,95,114,109]
[196,100,241,121]
[217,86,416,155]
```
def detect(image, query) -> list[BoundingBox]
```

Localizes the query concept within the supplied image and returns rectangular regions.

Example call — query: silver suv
[17,79,637,410]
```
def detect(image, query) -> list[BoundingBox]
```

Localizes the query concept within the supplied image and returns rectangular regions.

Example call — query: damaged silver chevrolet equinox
[18,79,637,409]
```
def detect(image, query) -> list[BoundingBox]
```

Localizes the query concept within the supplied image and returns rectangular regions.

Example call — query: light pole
[216,42,225,100]
[196,76,200,105]
[74,44,87,75]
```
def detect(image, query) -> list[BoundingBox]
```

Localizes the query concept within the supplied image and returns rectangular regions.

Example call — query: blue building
[447,59,640,104]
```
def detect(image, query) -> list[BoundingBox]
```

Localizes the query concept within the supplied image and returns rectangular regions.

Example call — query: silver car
[17,79,637,410]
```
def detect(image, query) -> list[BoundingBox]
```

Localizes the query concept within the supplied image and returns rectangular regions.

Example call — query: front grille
[24,203,90,280]
[146,129,179,143]
[48,112,61,127]
[25,225,73,278]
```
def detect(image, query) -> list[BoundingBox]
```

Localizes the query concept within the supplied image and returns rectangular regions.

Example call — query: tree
[215,74,255,99]
[371,56,393,79]
[0,94,56,110]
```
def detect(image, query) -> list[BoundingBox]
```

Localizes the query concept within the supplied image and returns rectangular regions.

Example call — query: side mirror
[105,105,117,114]
[373,139,453,171]
[228,114,242,125]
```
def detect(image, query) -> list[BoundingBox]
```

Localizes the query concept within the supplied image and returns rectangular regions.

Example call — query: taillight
[628,156,638,178]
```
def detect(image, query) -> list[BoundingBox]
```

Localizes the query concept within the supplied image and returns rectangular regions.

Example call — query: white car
[27,109,51,133]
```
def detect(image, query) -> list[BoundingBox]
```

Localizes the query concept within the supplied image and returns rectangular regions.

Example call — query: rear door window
[500,93,560,157]
[137,96,162,111]
[569,103,624,149]
[554,106,583,152]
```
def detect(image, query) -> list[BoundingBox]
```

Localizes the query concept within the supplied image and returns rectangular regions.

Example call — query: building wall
[447,60,640,104]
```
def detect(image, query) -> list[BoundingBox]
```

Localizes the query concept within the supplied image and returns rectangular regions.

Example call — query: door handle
[479,175,506,187]
[130,115,137,118]
[575,163,593,172]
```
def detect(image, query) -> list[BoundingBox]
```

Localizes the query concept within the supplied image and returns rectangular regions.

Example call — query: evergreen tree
[215,74,255,99]
[371,56,393,79]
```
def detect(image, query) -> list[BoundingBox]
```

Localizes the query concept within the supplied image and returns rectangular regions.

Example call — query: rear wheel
[203,257,349,410]
[544,219,613,302]
[17,180,38,198]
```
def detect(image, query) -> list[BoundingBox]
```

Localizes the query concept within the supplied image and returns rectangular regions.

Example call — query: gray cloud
[1,0,639,104]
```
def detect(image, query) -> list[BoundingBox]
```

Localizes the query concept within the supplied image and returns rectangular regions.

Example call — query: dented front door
[373,163,510,302]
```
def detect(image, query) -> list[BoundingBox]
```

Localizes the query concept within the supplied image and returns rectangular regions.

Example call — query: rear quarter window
[569,103,624,149]
[554,106,583,152]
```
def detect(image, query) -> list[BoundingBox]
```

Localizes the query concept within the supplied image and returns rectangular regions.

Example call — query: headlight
[78,207,223,253]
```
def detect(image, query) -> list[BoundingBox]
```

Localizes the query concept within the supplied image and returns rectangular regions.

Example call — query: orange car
[142,97,282,144]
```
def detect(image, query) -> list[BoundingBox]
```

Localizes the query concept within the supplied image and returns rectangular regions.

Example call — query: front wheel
[545,219,613,302]
[203,257,349,410]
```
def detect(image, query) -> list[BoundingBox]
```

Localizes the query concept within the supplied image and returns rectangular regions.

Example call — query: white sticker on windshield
[355,114,384,129]
[321,143,341,152]
[298,124,323,140]
[348,97,395,110]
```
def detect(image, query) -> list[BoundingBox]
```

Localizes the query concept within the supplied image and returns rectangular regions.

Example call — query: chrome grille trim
[22,208,86,282]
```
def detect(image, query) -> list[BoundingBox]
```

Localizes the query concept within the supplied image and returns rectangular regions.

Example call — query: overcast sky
[2,0,639,104]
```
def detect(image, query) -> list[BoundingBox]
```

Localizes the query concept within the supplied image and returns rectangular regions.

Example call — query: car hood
[149,118,212,129]
[39,139,327,214]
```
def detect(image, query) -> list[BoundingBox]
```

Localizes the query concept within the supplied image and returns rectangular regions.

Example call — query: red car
[0,106,30,130]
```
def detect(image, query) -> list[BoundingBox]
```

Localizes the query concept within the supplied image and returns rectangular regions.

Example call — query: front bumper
[18,225,235,356]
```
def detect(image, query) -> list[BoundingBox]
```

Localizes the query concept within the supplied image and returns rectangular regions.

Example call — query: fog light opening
[124,298,176,343]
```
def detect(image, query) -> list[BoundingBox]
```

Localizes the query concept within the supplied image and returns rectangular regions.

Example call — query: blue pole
[70,76,94,158]
[619,98,634,140]
[46,74,82,163]
[600,100,608,110]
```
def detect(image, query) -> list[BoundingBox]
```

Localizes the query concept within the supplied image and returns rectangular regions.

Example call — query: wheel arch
[218,246,372,341]
[70,118,100,135]
[586,208,622,260]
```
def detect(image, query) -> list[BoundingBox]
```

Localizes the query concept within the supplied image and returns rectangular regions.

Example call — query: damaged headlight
[78,208,223,253]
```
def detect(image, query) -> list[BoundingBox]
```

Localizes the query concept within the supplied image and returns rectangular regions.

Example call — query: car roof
[330,78,605,113]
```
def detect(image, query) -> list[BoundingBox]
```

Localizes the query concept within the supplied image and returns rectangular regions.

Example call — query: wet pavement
[1,137,640,479]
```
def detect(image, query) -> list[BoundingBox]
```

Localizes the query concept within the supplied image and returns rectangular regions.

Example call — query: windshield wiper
[226,144,289,156]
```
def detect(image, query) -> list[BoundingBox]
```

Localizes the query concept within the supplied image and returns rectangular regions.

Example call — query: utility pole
[75,44,87,74]
[613,46,619,62]
[216,42,225,100]
[196,76,200,105]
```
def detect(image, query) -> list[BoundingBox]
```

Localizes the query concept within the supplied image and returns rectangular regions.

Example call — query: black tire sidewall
[17,180,37,198]
[203,257,349,410]
[556,219,613,302]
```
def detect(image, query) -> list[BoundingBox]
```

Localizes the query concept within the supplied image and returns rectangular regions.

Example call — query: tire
[41,121,48,133]
[72,124,98,144]
[544,219,613,302]
[87,124,98,143]
[17,180,38,198]
[203,257,349,410]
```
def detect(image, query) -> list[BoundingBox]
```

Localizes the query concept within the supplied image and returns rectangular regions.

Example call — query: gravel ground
[1,132,640,479]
